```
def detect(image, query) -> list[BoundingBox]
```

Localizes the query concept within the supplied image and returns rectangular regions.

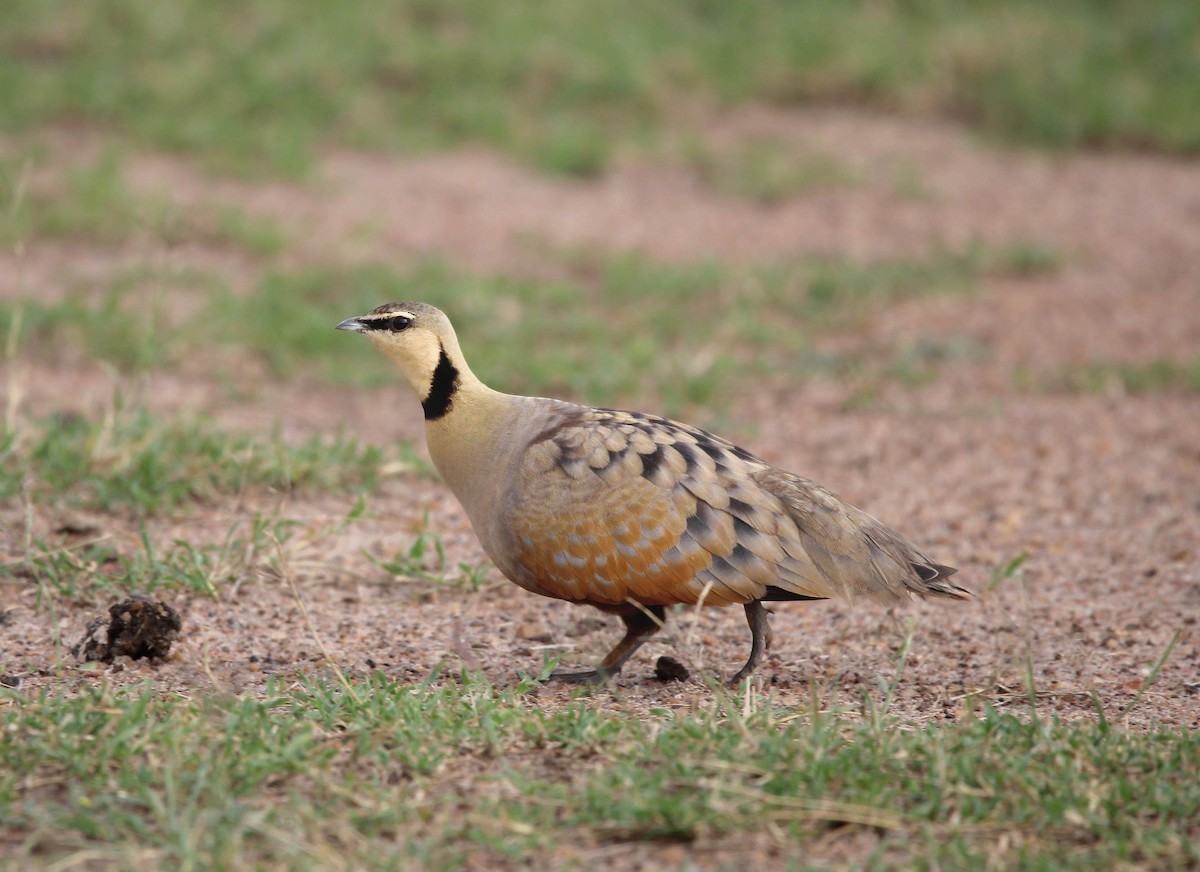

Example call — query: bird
[338,302,967,684]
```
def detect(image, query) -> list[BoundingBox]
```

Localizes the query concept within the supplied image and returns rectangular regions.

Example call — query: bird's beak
[336,317,366,333]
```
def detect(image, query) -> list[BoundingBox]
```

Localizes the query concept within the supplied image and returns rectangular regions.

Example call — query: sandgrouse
[338,302,966,684]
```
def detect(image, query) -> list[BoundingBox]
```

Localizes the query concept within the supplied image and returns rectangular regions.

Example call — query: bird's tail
[756,468,970,604]
[908,559,970,600]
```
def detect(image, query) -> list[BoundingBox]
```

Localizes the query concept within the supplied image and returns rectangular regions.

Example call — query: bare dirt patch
[3,108,1199,733]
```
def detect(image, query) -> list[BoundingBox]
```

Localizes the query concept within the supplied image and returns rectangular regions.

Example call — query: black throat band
[423,345,460,421]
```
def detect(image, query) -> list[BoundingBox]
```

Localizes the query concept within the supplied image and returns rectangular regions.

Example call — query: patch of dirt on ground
[3,108,1200,738]
[5,392,1196,731]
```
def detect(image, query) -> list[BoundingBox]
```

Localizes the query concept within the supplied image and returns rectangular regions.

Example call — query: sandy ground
[2,108,1199,731]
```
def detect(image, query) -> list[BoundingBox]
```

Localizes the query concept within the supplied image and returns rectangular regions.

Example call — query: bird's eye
[384,315,411,331]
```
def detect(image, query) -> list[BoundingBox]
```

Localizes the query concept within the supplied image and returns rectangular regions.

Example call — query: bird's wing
[506,408,841,607]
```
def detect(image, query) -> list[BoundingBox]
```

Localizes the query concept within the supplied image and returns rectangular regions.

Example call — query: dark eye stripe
[367,315,412,331]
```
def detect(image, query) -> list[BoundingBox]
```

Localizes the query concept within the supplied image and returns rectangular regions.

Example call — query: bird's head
[337,301,468,419]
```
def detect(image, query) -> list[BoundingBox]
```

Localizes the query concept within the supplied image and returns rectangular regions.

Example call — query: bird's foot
[726,667,755,687]
[547,668,612,685]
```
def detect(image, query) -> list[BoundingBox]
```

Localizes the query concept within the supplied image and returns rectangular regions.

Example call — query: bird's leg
[728,600,771,685]
[550,605,666,684]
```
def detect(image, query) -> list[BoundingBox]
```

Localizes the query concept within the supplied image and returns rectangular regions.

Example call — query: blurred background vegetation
[4,0,1197,414]
[3,0,1198,178]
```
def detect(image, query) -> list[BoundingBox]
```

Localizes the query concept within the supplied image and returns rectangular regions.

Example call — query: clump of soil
[654,655,690,682]
[73,596,182,663]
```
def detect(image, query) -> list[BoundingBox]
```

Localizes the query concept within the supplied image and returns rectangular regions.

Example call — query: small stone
[515,623,554,643]
[654,655,690,682]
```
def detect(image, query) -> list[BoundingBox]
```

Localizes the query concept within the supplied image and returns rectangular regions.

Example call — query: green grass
[0,150,289,253]
[7,241,1032,417]
[1,1,1197,180]
[0,387,425,604]
[0,399,389,515]
[685,137,860,203]
[10,514,307,604]
[202,203,289,256]
[2,677,1196,869]
[987,240,1065,277]
[1,151,147,246]
[837,334,992,409]
[3,235,1063,429]
[1051,357,1200,394]
[369,514,492,595]
[4,269,210,372]
[198,245,992,408]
